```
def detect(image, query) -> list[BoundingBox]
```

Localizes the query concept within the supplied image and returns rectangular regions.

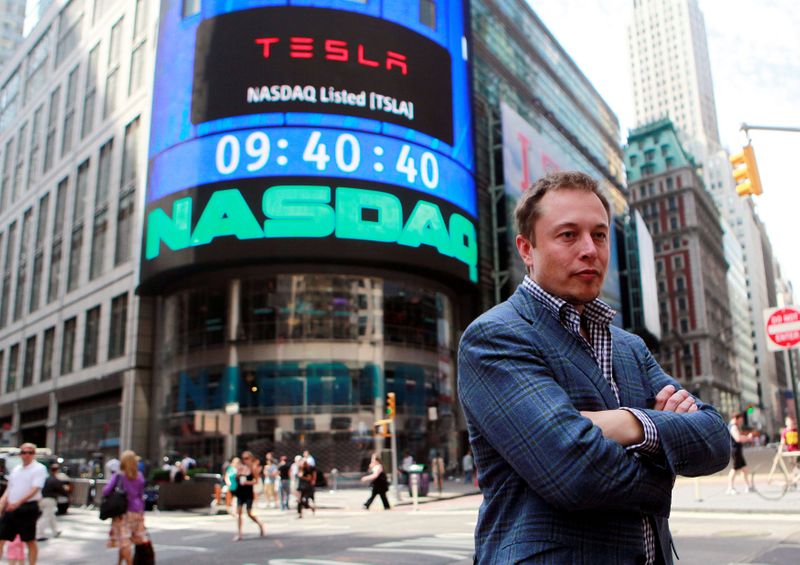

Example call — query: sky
[527,0,800,298]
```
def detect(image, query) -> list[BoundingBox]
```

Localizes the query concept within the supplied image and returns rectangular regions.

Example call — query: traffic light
[746,404,755,416]
[386,392,396,419]
[730,144,763,197]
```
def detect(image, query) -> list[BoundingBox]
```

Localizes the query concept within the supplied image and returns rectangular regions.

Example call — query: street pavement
[30,452,800,564]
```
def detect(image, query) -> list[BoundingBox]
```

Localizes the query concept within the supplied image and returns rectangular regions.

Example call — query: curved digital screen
[141,0,475,292]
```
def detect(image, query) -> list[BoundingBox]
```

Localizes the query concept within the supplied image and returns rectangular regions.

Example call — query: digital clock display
[141,0,475,292]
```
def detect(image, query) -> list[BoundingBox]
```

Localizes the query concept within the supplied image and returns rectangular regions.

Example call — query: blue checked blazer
[458,286,731,564]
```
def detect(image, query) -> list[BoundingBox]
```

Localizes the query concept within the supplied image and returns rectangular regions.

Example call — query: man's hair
[514,171,611,242]
[19,442,36,451]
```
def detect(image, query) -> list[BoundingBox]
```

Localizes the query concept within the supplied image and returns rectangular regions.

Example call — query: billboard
[141,0,475,292]
[499,102,622,315]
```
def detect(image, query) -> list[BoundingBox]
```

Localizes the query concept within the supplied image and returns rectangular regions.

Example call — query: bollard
[693,477,702,502]
[410,473,419,511]
[330,468,338,493]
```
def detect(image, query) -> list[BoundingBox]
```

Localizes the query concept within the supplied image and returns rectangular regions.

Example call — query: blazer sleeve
[458,315,674,516]
[630,336,731,477]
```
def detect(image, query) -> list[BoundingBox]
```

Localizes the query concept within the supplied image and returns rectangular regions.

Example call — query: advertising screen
[141,0,476,292]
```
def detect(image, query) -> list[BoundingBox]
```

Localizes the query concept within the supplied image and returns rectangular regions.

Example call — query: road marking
[182,532,217,540]
[671,511,800,522]
[268,558,371,565]
[350,547,472,560]
[152,544,209,553]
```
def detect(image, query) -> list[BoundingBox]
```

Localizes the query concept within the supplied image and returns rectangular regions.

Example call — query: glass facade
[155,273,457,473]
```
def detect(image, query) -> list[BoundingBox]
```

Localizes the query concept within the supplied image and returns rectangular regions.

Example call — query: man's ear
[515,234,535,274]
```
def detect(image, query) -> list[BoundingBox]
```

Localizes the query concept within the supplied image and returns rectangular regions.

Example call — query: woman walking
[233,451,265,541]
[296,460,316,518]
[103,450,150,565]
[361,453,390,510]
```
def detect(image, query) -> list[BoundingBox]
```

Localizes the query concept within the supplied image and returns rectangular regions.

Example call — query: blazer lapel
[509,288,618,409]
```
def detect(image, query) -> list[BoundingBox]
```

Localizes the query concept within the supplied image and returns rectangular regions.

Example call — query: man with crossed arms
[458,171,730,564]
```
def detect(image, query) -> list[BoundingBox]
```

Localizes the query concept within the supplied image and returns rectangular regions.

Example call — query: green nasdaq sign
[145,184,477,283]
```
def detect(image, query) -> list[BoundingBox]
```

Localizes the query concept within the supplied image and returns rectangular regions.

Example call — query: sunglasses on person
[20,450,35,455]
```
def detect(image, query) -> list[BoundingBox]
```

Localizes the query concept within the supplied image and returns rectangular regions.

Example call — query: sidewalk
[671,474,800,514]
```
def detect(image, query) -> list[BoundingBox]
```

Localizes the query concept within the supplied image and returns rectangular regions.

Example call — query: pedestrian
[462,449,474,485]
[104,456,120,480]
[780,416,799,452]
[103,450,151,565]
[361,453,390,510]
[289,455,302,495]
[0,443,47,565]
[5,535,24,565]
[35,465,66,540]
[233,452,265,541]
[430,451,445,496]
[277,455,291,510]
[457,171,731,563]
[223,457,240,514]
[263,452,278,509]
[296,460,316,518]
[302,450,316,469]
[727,412,754,494]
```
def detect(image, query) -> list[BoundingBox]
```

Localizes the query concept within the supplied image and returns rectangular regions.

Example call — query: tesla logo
[254,36,408,75]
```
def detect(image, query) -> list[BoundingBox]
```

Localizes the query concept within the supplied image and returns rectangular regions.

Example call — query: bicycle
[750,444,800,500]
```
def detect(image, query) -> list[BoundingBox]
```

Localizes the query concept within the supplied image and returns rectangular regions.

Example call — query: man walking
[0,443,48,564]
[458,171,730,564]
[36,464,66,540]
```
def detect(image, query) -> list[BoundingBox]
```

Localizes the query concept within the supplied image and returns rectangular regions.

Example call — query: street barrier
[67,478,94,507]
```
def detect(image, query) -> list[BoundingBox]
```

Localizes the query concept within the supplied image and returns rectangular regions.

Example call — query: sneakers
[725,488,738,495]
[744,486,751,493]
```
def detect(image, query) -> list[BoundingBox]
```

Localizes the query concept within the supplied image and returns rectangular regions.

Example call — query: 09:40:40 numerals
[214,130,440,190]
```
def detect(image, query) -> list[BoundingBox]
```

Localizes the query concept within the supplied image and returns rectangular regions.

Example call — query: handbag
[99,475,128,520]
[133,541,156,565]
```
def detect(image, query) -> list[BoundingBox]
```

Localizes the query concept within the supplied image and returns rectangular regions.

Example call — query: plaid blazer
[458,286,730,564]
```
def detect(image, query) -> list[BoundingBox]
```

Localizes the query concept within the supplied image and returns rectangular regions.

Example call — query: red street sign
[765,306,800,351]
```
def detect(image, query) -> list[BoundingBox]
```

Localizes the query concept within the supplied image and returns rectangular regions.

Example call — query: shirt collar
[521,275,616,328]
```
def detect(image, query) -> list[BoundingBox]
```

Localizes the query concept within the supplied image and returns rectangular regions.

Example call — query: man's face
[19,447,36,466]
[516,188,609,309]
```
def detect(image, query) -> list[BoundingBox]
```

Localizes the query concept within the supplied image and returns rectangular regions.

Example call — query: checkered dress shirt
[522,276,660,564]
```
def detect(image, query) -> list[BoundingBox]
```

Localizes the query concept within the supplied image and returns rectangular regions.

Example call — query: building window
[420,0,437,29]
[12,122,28,205]
[54,178,68,238]
[677,296,687,311]
[666,176,674,190]
[673,255,683,269]
[0,222,16,328]
[61,317,76,374]
[81,44,99,139]
[109,293,127,359]
[41,327,55,382]
[114,191,134,266]
[670,216,678,230]
[89,210,107,280]
[22,336,36,388]
[120,117,139,191]
[676,276,685,291]
[1,139,13,212]
[14,209,33,322]
[680,318,689,333]
[96,138,113,206]
[28,105,43,186]
[6,344,19,393]
[630,155,638,166]
[56,0,85,67]
[104,18,124,119]
[129,0,148,95]
[47,241,62,303]
[83,306,101,367]
[74,159,90,223]
[67,227,83,292]
[61,67,79,156]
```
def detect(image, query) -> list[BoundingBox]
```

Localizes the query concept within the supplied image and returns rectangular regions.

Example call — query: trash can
[406,464,430,497]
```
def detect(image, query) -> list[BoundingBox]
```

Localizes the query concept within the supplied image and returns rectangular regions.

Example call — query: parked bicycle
[751,444,800,500]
